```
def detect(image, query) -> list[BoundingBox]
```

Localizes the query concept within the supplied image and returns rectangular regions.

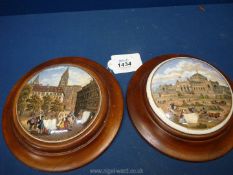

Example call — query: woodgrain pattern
[2,57,123,171]
[127,54,233,162]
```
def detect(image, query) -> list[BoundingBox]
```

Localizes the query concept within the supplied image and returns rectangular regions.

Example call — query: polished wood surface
[127,54,233,162]
[2,57,123,171]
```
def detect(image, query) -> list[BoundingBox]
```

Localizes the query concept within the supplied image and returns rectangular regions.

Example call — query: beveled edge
[127,54,233,162]
[11,59,108,153]
[146,56,233,136]
[2,56,124,171]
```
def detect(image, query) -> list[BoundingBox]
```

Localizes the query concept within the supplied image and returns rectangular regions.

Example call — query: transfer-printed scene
[17,65,100,142]
[150,58,232,131]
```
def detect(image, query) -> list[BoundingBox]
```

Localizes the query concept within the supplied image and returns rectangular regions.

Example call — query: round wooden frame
[2,57,123,171]
[127,54,233,162]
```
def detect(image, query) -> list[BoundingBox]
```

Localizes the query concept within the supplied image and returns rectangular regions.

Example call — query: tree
[41,95,53,115]
[27,94,43,114]
[17,84,32,116]
[51,99,64,115]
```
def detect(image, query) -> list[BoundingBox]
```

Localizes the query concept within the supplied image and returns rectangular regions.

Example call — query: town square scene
[17,65,100,142]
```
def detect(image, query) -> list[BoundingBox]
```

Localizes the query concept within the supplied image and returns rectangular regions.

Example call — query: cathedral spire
[59,67,69,87]
[32,75,40,85]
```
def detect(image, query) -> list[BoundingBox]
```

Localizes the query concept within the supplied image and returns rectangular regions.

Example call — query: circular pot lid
[2,57,123,171]
[127,54,233,162]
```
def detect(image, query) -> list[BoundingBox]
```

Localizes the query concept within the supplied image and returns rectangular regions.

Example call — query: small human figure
[27,115,36,131]
[179,109,186,123]
[64,117,70,129]
[37,116,45,134]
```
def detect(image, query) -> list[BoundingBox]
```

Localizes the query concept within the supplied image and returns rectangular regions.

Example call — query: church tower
[59,68,69,87]
[31,75,40,85]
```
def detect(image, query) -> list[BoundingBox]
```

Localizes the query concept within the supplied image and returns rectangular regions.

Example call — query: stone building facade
[155,73,231,100]
[74,80,100,116]
[31,84,64,102]
[30,68,82,111]
[57,68,81,111]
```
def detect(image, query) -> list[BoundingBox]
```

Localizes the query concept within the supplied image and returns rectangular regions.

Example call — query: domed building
[156,72,231,99]
[189,73,207,82]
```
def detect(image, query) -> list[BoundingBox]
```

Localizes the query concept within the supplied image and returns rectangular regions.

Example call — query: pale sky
[151,57,229,91]
[29,65,93,87]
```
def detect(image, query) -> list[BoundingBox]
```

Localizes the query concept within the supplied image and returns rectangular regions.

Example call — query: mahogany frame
[2,57,123,171]
[127,54,233,162]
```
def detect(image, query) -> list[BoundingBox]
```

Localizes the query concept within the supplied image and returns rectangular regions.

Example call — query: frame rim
[2,56,124,171]
[146,56,233,136]
[127,54,233,162]
[12,61,108,152]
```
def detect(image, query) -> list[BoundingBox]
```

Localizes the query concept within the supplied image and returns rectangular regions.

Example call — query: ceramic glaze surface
[146,57,233,135]
[17,65,101,142]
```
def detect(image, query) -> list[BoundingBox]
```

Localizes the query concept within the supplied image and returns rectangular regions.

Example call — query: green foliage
[41,95,53,115]
[17,84,32,115]
[27,94,43,113]
[51,99,64,114]
[17,99,28,116]
[17,84,65,116]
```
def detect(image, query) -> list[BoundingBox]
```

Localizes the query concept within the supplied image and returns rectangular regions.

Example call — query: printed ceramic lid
[16,65,101,142]
[127,54,233,162]
[146,57,233,135]
[2,57,123,171]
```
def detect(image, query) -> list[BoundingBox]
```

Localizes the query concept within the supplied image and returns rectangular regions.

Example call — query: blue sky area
[29,65,93,87]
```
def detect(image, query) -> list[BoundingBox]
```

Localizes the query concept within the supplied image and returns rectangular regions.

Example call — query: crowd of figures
[167,102,223,125]
[27,111,76,135]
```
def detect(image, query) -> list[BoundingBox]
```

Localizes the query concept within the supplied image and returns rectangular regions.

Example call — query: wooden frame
[127,54,233,162]
[2,57,123,171]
